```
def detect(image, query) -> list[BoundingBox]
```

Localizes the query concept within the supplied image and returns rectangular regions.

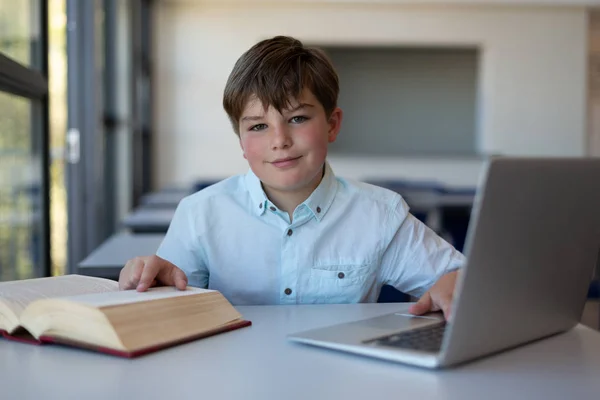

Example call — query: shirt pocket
[301,262,374,303]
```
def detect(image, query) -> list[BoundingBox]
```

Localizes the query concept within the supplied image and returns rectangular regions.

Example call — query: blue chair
[437,186,476,253]
[439,206,471,252]
[588,278,599,330]
[192,180,220,193]
[589,280,599,299]
[377,285,411,303]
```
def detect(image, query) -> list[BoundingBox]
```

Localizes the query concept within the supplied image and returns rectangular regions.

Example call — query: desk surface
[122,207,175,233]
[77,232,164,279]
[2,303,599,399]
[139,189,190,208]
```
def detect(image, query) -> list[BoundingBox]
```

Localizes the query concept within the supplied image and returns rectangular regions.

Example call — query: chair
[589,280,599,299]
[377,284,411,303]
[192,180,220,193]
[590,254,600,328]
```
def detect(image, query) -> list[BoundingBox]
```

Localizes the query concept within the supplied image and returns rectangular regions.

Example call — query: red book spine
[1,329,43,345]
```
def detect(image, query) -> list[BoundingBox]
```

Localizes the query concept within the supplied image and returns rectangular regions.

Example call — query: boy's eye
[249,123,268,131]
[290,116,308,124]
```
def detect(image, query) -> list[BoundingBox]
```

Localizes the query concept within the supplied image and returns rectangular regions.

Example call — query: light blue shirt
[156,163,465,305]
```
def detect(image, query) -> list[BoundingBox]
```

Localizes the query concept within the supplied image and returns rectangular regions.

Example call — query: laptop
[288,157,600,369]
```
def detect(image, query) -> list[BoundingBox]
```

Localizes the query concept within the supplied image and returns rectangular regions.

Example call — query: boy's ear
[327,107,343,143]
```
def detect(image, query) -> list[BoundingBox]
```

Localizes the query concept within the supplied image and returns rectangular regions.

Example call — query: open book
[0,274,250,357]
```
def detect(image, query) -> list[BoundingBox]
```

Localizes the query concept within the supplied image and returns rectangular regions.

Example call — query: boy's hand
[408,270,459,320]
[118,255,188,292]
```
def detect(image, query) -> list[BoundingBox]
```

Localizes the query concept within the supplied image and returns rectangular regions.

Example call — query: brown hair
[223,36,339,135]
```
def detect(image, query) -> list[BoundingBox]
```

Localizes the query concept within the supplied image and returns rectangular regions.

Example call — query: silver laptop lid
[440,157,600,367]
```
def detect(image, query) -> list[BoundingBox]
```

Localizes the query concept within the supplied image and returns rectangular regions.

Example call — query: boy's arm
[379,200,465,317]
[155,197,210,288]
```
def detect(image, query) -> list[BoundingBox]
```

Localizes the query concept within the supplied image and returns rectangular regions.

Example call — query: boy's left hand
[408,270,459,321]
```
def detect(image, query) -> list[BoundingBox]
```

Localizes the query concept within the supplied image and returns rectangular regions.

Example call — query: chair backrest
[377,284,410,303]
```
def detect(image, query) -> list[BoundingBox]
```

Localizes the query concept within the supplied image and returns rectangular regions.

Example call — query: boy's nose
[270,126,292,150]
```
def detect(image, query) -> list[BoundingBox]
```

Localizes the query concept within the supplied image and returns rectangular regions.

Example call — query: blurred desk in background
[77,232,164,280]
[139,189,190,208]
[122,208,175,233]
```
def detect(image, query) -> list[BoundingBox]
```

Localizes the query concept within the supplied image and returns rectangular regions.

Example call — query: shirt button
[338,272,345,279]
[259,203,263,209]
[287,229,293,236]
[316,206,321,213]
[284,288,292,295]
[270,206,276,211]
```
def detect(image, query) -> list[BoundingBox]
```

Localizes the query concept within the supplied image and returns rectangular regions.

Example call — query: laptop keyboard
[363,322,447,353]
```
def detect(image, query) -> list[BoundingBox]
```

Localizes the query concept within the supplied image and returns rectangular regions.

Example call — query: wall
[153,2,587,188]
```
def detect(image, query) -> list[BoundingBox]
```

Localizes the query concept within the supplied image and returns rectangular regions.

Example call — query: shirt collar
[302,162,337,222]
[244,162,338,221]
[245,168,269,216]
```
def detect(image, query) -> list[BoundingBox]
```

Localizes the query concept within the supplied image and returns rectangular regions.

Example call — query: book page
[0,275,119,318]
[62,286,215,308]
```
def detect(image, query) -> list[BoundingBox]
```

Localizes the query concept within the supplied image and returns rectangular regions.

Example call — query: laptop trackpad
[291,312,444,345]
[353,312,443,331]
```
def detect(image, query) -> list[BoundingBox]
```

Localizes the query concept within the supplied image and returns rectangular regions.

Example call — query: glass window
[0,91,44,281]
[0,0,42,69]
[49,0,67,276]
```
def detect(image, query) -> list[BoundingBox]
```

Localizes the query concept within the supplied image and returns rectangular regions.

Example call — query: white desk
[122,207,175,233]
[1,303,599,399]
[77,232,164,279]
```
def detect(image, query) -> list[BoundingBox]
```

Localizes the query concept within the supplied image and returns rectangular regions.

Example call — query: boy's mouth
[270,156,302,168]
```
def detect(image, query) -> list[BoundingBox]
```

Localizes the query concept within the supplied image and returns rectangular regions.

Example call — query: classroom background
[0,0,598,328]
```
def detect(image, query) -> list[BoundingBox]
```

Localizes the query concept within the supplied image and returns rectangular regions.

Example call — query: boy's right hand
[118,255,188,292]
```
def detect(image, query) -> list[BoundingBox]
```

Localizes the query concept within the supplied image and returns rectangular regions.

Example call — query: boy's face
[238,88,342,196]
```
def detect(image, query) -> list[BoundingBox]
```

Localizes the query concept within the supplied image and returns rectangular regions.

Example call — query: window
[0,0,42,69]
[0,0,49,281]
[0,93,44,280]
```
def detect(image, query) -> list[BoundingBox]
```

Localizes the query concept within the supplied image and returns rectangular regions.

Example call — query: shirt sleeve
[155,197,209,288]
[378,197,465,298]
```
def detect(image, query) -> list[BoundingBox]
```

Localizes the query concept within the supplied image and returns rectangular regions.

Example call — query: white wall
[153,2,588,188]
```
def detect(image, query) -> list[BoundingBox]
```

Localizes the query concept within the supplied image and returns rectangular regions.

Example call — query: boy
[119,36,464,319]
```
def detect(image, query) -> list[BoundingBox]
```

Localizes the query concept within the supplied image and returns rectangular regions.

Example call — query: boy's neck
[262,166,325,219]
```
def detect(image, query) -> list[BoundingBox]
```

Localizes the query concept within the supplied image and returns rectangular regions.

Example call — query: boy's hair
[223,36,339,135]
